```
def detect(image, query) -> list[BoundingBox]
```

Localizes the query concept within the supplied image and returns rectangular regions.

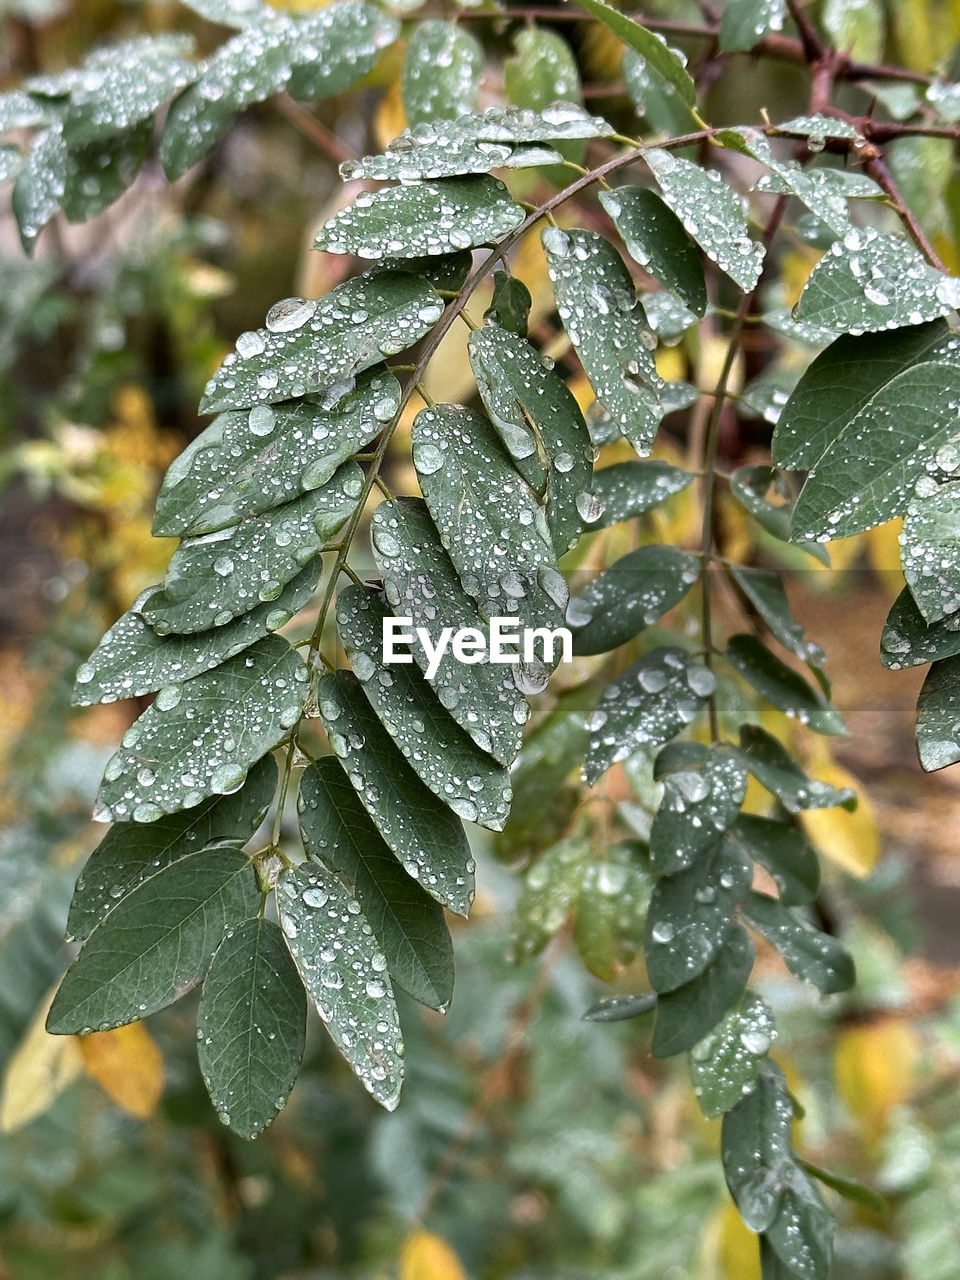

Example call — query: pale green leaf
[402,20,482,127]
[719,0,787,51]
[511,837,589,961]
[689,991,777,1118]
[506,27,581,110]
[60,120,152,223]
[12,126,67,254]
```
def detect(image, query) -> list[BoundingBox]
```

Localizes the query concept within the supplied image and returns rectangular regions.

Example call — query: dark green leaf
[141,467,360,634]
[599,185,707,315]
[730,566,827,682]
[277,861,404,1110]
[916,655,960,771]
[469,323,593,553]
[568,544,699,655]
[315,175,526,261]
[542,225,662,454]
[582,991,657,1021]
[796,1159,887,1214]
[650,743,747,875]
[725,635,847,735]
[689,990,777,1118]
[200,268,443,414]
[728,814,820,906]
[589,459,693,527]
[574,0,697,107]
[12,126,67,254]
[67,755,276,943]
[737,724,857,812]
[197,918,306,1139]
[316,671,474,915]
[155,370,400,537]
[47,847,259,1033]
[900,480,960,624]
[584,647,716,784]
[335,584,512,831]
[651,924,754,1056]
[773,320,949,471]
[96,635,306,822]
[299,758,454,1010]
[402,20,482,127]
[371,497,527,765]
[485,270,532,336]
[742,891,855,994]
[730,466,829,563]
[880,586,960,670]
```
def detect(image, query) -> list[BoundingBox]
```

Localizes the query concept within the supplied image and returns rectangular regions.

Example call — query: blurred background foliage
[3,0,960,1276]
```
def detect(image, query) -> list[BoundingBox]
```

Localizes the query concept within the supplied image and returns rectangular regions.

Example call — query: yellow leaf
[0,990,83,1133]
[799,742,879,878]
[715,1200,762,1280]
[655,345,686,384]
[865,519,904,579]
[834,1018,918,1135]
[375,79,407,152]
[400,1231,469,1280]
[79,1022,165,1119]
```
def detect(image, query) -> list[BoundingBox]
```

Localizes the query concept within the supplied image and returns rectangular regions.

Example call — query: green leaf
[723,1061,834,1278]
[729,466,829,563]
[729,566,827,682]
[791,352,960,541]
[335,584,512,831]
[161,6,397,178]
[650,743,747,875]
[512,837,590,961]
[644,148,765,292]
[727,814,820,906]
[402,20,482,127]
[568,545,699,655]
[340,104,612,182]
[651,924,754,1056]
[155,370,400,537]
[73,567,321,704]
[0,88,52,132]
[506,27,581,110]
[689,990,777,1118]
[772,114,863,144]
[900,480,960,624]
[315,175,526,261]
[67,755,276,944]
[181,0,272,26]
[97,635,306,822]
[141,467,360,634]
[582,992,657,1021]
[773,320,949,472]
[468,323,593,553]
[737,724,857,812]
[299,758,454,1010]
[599,185,707,315]
[574,0,697,107]
[277,861,404,1110]
[543,226,663,454]
[881,586,960,670]
[484,270,532,336]
[622,47,693,137]
[371,497,527,765]
[725,635,847,735]
[0,146,21,184]
[916,655,960,771]
[316,671,475,915]
[412,403,564,634]
[47,846,259,1034]
[60,120,153,223]
[12,126,67,254]
[719,0,788,51]
[584,647,716,784]
[742,891,855,994]
[197,918,306,1139]
[645,838,752,992]
[796,1159,887,1214]
[589,459,693,527]
[573,843,652,980]
[200,268,443,413]
[822,0,883,63]
[793,228,960,336]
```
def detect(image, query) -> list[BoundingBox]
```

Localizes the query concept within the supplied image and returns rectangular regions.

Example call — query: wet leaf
[652,924,754,1056]
[743,891,855,993]
[727,815,820,906]
[589,459,693,527]
[689,991,777,1118]
[719,0,787,51]
[316,671,475,915]
[725,635,847,735]
[142,467,359,634]
[197,918,306,1138]
[576,0,697,107]
[599,185,707,315]
[512,838,590,961]
[277,861,404,1110]
[880,586,960,670]
[568,545,699,655]
[484,270,532,336]
[542,225,663,454]
[730,566,828,682]
[402,20,482,127]
[582,991,657,1021]
[61,120,152,223]
[737,724,857,812]
[900,480,960,624]
[96,636,306,822]
[916,655,960,771]
[336,585,511,831]
[650,743,747,875]
[574,843,652,980]
[299,757,454,1010]
[729,466,829,563]
[506,27,581,111]
[47,847,259,1033]
[12,126,67,254]
[469,323,592,553]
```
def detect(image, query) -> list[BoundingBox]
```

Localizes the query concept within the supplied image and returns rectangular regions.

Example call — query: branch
[863,153,947,270]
